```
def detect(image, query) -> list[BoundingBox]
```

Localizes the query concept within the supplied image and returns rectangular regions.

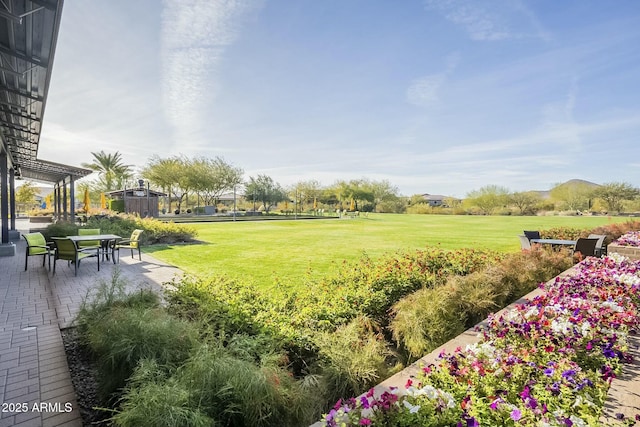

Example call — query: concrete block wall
[608,243,640,260]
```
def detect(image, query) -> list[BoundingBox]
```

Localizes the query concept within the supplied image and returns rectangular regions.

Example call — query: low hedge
[41,214,197,244]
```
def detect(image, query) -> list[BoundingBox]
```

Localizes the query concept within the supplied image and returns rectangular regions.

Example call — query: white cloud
[160,0,259,150]
[406,74,446,106]
[424,0,550,41]
[406,52,460,107]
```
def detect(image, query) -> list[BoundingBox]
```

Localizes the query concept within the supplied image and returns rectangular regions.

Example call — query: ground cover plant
[320,253,640,427]
[145,214,635,287]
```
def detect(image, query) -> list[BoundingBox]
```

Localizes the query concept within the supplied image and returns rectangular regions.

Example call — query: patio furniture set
[518,230,607,260]
[23,229,143,276]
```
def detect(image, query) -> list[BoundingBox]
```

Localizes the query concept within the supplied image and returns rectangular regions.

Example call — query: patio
[0,219,183,427]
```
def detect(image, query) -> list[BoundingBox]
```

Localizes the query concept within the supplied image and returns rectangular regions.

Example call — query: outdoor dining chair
[51,237,100,276]
[77,228,100,248]
[587,234,607,257]
[23,232,55,271]
[572,238,599,263]
[518,235,532,250]
[523,230,541,241]
[111,229,143,263]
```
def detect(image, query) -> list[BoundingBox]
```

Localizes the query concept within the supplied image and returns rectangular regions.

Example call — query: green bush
[390,284,467,362]
[311,316,400,405]
[174,343,318,427]
[41,221,78,240]
[76,269,160,336]
[167,276,268,337]
[111,360,213,427]
[390,246,573,363]
[76,272,198,398]
[86,214,197,244]
[82,238,590,423]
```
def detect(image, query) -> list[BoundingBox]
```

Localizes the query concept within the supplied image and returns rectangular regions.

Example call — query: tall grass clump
[111,360,213,427]
[311,315,401,405]
[76,270,198,399]
[390,246,573,363]
[113,341,321,427]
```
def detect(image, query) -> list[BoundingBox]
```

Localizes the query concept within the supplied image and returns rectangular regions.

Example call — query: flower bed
[614,232,640,247]
[609,231,640,261]
[320,254,640,426]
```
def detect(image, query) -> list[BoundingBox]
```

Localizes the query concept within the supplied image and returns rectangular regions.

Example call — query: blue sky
[37,0,640,198]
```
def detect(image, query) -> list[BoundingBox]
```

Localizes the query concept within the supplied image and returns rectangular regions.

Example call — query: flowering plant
[614,231,640,247]
[320,254,640,426]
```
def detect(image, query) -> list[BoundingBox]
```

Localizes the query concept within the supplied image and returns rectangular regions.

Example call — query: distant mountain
[559,179,601,188]
[532,179,600,199]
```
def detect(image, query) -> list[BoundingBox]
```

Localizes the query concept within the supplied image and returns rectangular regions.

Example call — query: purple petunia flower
[466,417,479,427]
[511,409,522,421]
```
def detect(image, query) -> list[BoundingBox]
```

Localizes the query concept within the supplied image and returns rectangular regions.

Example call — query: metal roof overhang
[0,0,91,184]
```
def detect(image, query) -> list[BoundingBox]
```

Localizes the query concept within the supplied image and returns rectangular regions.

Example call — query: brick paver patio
[0,221,183,427]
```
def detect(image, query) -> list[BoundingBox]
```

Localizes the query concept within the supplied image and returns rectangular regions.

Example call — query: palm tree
[81,151,132,192]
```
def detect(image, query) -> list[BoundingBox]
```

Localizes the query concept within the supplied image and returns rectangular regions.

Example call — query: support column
[53,184,58,219]
[69,176,75,223]
[7,167,20,242]
[56,183,61,220]
[0,151,16,256]
[9,167,15,230]
[62,179,68,222]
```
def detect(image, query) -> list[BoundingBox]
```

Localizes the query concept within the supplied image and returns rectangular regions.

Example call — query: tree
[142,155,190,212]
[508,191,542,215]
[465,185,510,215]
[194,157,244,206]
[15,181,39,212]
[592,182,640,212]
[365,179,400,212]
[244,175,288,213]
[291,180,323,211]
[549,181,596,212]
[332,180,374,211]
[81,151,133,192]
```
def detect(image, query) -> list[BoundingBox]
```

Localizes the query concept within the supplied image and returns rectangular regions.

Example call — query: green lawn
[146,214,630,287]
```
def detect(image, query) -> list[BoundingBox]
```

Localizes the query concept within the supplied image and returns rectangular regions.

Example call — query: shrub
[111,360,213,427]
[540,220,640,244]
[390,247,573,363]
[41,221,78,240]
[174,343,319,427]
[312,316,400,405]
[85,214,197,244]
[76,271,198,398]
[76,269,160,336]
[390,284,467,362]
[87,306,198,398]
[167,276,267,337]
[289,248,503,331]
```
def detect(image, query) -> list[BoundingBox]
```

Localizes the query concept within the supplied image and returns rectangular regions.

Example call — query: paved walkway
[0,222,183,427]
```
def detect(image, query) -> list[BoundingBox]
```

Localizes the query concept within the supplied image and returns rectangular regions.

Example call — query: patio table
[530,238,576,246]
[69,234,121,261]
